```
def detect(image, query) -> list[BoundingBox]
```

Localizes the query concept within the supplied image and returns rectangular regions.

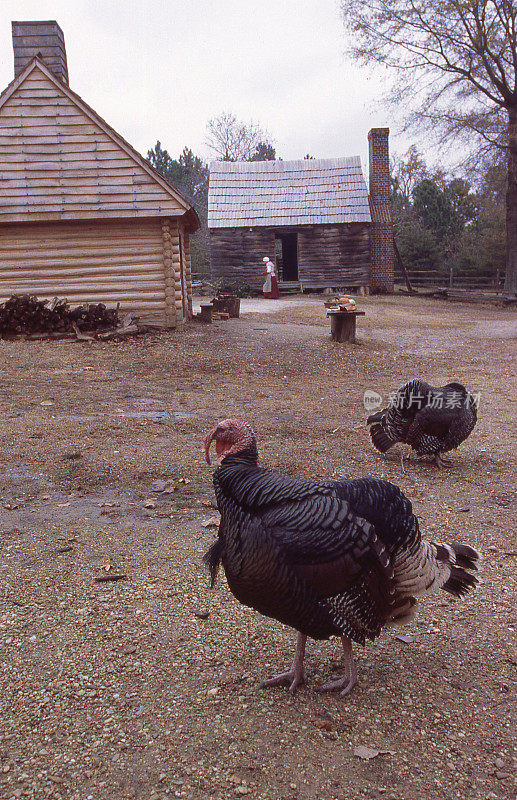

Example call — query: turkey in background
[367,379,478,468]
[203,418,480,696]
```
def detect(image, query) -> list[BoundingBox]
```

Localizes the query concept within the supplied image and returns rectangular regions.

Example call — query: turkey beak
[204,428,217,465]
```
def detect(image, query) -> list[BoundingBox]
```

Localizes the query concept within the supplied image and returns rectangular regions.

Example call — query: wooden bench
[326,308,365,342]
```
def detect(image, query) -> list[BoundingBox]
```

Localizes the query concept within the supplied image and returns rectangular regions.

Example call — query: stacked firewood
[0,295,121,337]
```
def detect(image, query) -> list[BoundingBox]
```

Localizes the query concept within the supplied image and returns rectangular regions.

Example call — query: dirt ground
[0,293,515,800]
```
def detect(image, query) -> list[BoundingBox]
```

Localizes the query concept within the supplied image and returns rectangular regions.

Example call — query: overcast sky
[0,0,413,174]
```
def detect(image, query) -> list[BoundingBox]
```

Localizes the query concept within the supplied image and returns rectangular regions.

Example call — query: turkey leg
[316,636,357,697]
[260,632,307,694]
[434,453,452,468]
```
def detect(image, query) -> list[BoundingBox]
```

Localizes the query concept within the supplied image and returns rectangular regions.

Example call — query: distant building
[0,21,199,327]
[208,129,393,293]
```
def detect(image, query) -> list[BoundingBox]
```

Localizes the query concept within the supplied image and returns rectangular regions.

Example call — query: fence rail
[194,269,507,293]
[395,267,506,292]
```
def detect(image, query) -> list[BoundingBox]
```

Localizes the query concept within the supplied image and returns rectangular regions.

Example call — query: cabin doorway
[274,233,298,281]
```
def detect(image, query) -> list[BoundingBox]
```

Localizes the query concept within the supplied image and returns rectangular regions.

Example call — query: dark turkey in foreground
[367,379,478,467]
[203,419,479,696]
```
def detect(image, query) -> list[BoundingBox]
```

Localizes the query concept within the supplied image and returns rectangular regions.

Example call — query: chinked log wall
[210,223,371,289]
[298,223,370,286]
[210,227,275,289]
[0,216,186,327]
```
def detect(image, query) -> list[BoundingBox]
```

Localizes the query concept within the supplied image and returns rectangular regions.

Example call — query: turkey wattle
[367,380,477,467]
[203,419,479,696]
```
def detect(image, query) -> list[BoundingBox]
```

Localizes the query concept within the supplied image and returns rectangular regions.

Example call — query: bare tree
[205,112,275,162]
[392,146,428,200]
[341,0,517,295]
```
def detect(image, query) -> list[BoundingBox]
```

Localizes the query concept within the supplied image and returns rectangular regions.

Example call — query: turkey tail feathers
[442,567,478,598]
[438,543,480,598]
[203,539,224,588]
[369,423,396,453]
[450,543,480,571]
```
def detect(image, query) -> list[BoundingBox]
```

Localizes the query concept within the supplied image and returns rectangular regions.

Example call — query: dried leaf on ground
[310,712,334,731]
[353,746,395,760]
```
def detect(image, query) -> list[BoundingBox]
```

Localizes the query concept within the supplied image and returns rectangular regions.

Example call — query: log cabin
[0,21,199,327]
[208,129,394,294]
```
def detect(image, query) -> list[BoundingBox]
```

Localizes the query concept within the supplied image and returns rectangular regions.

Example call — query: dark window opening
[274,232,298,281]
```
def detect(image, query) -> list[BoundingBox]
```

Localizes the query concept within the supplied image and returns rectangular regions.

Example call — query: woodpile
[0,295,144,340]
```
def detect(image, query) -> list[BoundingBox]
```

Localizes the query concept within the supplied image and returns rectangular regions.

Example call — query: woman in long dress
[262,256,280,299]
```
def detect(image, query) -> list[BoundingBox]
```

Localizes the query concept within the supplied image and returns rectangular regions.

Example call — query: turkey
[203,418,479,696]
[367,380,477,467]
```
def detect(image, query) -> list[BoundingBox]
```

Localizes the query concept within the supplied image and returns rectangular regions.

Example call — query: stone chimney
[368,128,394,293]
[12,20,68,85]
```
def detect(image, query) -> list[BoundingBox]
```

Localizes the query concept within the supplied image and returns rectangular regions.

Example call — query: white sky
[0,0,413,174]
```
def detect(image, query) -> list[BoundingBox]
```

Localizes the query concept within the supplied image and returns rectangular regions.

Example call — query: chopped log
[197,303,213,323]
[0,294,120,337]
[0,295,148,341]
[72,323,94,341]
[98,324,139,340]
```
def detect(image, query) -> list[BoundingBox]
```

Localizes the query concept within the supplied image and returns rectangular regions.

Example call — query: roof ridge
[209,155,361,172]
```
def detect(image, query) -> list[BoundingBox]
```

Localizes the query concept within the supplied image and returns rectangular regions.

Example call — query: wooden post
[162,218,176,328]
[330,313,356,342]
[393,239,414,294]
[327,310,365,343]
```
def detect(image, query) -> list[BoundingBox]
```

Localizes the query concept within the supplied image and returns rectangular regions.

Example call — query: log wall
[210,227,276,289]
[298,223,370,286]
[209,223,370,288]
[0,217,185,327]
[180,231,193,319]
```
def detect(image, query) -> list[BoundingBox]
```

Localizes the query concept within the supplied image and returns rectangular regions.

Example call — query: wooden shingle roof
[0,57,199,230]
[208,156,371,229]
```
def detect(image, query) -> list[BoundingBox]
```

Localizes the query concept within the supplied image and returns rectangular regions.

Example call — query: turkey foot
[316,637,357,697]
[260,633,306,694]
[434,453,452,468]
[260,668,305,693]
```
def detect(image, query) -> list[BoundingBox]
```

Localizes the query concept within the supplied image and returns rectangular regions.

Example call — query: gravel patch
[0,294,515,800]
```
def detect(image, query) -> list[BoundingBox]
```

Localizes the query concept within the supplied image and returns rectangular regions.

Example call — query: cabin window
[274,232,298,281]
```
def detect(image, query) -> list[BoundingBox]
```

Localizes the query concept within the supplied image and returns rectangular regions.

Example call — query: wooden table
[326,308,365,342]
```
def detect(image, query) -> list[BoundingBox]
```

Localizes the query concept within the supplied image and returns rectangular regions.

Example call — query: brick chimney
[368,128,394,293]
[12,20,68,85]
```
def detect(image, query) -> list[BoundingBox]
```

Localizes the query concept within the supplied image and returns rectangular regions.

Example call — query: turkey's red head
[204,419,256,465]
